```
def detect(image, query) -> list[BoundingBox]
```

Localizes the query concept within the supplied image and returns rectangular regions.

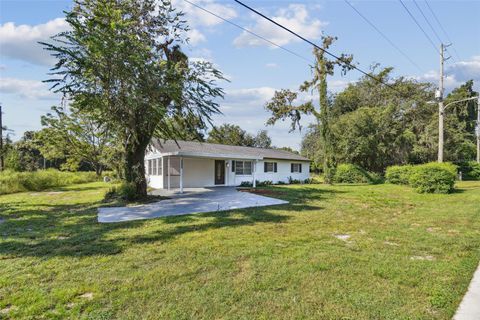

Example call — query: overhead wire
[182,0,312,65]
[398,0,439,54]
[424,0,462,61]
[344,0,423,73]
[412,0,443,44]
[233,0,405,96]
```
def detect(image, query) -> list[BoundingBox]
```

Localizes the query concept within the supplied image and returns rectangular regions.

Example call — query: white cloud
[171,0,237,46]
[233,4,327,48]
[0,77,58,100]
[265,63,278,68]
[447,56,480,84]
[211,86,317,149]
[415,56,480,92]
[173,0,237,27]
[329,79,352,92]
[186,28,206,45]
[0,18,69,66]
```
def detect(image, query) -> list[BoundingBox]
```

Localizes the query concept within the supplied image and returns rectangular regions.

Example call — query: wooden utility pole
[438,44,445,163]
[477,97,480,163]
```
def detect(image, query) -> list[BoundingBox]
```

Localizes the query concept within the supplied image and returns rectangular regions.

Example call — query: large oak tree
[42,0,225,198]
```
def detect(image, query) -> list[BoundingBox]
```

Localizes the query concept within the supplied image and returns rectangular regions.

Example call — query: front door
[214,160,225,185]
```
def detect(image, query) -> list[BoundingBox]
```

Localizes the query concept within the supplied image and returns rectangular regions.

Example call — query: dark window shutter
[299,164,302,173]
[232,160,235,172]
[291,163,293,173]
[274,163,277,172]
[264,162,267,172]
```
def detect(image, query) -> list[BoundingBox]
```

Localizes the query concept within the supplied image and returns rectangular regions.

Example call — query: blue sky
[1,0,479,149]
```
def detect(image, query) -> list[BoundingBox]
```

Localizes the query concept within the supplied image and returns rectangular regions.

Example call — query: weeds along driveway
[98,187,288,223]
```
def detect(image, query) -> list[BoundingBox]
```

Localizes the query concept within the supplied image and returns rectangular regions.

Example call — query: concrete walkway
[98,187,288,223]
[454,262,480,320]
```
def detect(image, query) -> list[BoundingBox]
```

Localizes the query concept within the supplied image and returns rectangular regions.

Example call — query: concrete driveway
[98,187,288,223]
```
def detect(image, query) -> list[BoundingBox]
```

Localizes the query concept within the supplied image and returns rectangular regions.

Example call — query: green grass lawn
[1,181,479,319]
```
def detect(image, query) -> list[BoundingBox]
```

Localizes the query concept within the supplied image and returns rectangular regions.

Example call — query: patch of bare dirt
[234,258,252,283]
[79,292,94,300]
[384,241,400,247]
[410,255,435,261]
[0,305,17,314]
[333,234,351,242]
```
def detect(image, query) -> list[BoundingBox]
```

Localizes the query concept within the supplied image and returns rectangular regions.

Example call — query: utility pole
[437,43,451,163]
[437,44,445,163]
[477,96,480,163]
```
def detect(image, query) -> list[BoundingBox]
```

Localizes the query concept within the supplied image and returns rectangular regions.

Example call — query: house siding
[183,157,215,187]
[145,152,163,189]
[145,151,310,189]
[255,159,310,184]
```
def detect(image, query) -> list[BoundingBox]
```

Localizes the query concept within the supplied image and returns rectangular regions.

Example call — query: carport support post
[167,156,171,191]
[252,160,256,188]
[180,157,183,194]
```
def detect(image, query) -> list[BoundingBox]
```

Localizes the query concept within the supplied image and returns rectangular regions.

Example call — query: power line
[182,0,312,65]
[412,0,443,45]
[233,0,404,95]
[398,0,439,54]
[344,0,423,73]
[424,0,462,61]
[411,0,458,65]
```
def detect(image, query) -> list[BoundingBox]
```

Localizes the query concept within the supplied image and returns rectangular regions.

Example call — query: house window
[148,160,154,175]
[264,162,277,173]
[152,158,157,175]
[157,158,162,176]
[291,163,302,173]
[235,161,253,175]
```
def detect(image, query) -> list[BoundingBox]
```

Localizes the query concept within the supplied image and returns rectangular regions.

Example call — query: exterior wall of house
[254,159,310,184]
[183,157,215,188]
[145,152,310,189]
[145,151,163,189]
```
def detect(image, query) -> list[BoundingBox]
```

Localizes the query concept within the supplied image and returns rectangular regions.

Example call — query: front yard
[0,181,479,319]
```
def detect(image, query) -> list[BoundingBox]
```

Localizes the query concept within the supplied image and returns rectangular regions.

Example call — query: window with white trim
[291,163,302,173]
[152,158,157,175]
[264,161,277,173]
[157,158,162,175]
[235,161,253,175]
[148,160,153,175]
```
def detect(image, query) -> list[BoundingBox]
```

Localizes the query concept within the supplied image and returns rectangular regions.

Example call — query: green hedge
[457,161,480,180]
[385,162,457,194]
[385,165,414,185]
[0,169,100,195]
[333,164,382,184]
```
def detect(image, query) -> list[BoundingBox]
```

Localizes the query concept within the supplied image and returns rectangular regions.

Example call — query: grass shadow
[0,183,346,259]
[132,207,290,244]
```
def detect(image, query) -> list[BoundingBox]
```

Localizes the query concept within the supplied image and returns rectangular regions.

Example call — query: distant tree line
[300,71,478,173]
[0,121,295,175]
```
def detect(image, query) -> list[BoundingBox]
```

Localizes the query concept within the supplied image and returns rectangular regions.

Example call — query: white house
[145,140,310,191]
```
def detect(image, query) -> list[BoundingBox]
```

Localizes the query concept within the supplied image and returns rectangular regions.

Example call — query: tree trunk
[94,163,103,178]
[124,140,149,199]
[315,50,336,184]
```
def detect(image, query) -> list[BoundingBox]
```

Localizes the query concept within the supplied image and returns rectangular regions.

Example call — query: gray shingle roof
[151,139,309,161]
